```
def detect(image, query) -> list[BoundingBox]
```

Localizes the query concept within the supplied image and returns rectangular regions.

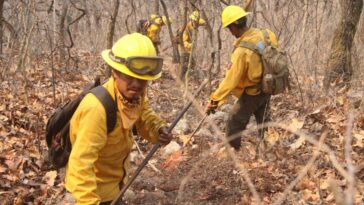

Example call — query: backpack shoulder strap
[239,41,262,55]
[90,86,117,134]
[261,29,271,46]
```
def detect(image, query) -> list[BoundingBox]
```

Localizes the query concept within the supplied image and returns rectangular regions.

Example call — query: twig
[272,131,327,205]
[219,0,229,6]
[64,0,86,69]
[134,141,161,173]
[124,0,135,34]
[344,111,355,205]
[160,0,180,63]
[170,69,262,204]
[183,114,207,146]
[288,53,305,109]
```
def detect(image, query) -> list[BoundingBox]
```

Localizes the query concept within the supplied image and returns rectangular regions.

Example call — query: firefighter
[65,33,172,204]
[179,10,206,80]
[206,5,279,151]
[146,14,172,54]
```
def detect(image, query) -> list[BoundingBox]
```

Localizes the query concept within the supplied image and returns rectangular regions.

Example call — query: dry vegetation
[0,0,363,204]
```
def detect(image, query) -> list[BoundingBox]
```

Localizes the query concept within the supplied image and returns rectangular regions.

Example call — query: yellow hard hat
[101,33,163,81]
[162,16,172,25]
[189,10,200,21]
[221,5,250,28]
[150,14,163,25]
[150,14,159,20]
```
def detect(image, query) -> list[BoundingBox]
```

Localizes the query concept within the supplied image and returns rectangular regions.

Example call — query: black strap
[90,86,117,134]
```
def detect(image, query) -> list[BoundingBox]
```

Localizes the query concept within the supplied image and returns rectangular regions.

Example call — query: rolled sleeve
[135,97,166,143]
[211,50,247,101]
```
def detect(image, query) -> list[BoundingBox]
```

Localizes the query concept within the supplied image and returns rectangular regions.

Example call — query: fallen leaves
[160,150,184,171]
[44,171,58,186]
[265,128,280,145]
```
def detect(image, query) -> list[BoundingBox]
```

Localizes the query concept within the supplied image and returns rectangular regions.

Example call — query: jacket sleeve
[182,30,192,53]
[66,102,108,205]
[267,29,278,48]
[147,24,161,43]
[211,50,247,102]
[135,96,166,143]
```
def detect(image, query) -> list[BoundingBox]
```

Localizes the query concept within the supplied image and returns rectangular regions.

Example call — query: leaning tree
[323,0,363,90]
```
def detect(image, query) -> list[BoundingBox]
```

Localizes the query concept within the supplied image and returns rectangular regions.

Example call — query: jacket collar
[233,27,255,48]
[106,77,143,129]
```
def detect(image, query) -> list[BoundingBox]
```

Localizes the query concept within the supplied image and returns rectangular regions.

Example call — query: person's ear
[111,69,117,79]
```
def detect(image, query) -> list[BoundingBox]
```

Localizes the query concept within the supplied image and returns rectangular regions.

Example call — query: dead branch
[106,0,120,49]
[124,0,135,34]
[0,0,5,54]
[272,131,327,205]
[64,0,86,70]
[344,112,355,204]
[219,0,229,6]
[160,0,180,63]
[244,0,254,11]
[47,0,54,14]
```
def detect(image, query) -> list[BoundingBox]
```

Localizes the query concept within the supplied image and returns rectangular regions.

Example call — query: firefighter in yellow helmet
[206,5,279,150]
[179,10,206,79]
[65,33,172,204]
[145,14,172,54]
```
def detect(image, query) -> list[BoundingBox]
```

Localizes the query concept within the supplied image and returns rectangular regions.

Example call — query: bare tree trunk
[0,0,5,55]
[154,0,159,14]
[323,0,363,90]
[160,0,180,63]
[244,0,254,11]
[125,0,136,34]
[359,18,364,44]
[81,0,93,49]
[106,0,120,49]
[58,0,69,63]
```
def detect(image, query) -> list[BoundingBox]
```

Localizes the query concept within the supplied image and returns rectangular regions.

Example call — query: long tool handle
[111,79,208,205]
[183,114,208,146]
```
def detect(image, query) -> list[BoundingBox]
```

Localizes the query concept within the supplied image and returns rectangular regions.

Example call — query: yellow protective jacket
[211,28,278,102]
[181,21,194,54]
[147,22,162,45]
[65,77,166,204]
[181,19,205,54]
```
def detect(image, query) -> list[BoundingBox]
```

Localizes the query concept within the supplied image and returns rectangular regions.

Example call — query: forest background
[0,0,363,204]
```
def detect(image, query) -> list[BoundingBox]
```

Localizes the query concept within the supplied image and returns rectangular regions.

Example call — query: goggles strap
[109,51,126,64]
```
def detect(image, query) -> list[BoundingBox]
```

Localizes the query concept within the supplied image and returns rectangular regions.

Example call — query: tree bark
[323,0,363,90]
[58,0,69,63]
[81,0,93,48]
[160,0,180,63]
[106,0,120,49]
[0,0,5,55]
[154,0,159,15]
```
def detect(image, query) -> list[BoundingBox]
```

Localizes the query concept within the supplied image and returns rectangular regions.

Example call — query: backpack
[45,78,117,169]
[137,19,150,35]
[239,29,290,95]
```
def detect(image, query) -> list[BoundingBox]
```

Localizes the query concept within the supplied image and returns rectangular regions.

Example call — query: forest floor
[0,54,363,205]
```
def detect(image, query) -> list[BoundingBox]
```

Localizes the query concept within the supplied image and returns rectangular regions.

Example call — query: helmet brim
[222,12,251,28]
[101,49,162,81]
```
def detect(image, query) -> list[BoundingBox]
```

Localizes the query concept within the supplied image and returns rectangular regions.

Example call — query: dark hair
[234,16,247,29]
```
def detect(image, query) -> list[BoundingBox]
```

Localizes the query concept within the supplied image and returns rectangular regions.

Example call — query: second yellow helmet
[221,5,250,28]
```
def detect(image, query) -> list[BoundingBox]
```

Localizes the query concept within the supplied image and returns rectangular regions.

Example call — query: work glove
[205,100,218,115]
[158,126,173,146]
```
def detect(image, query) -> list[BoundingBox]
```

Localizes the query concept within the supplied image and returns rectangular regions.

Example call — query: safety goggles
[109,51,163,76]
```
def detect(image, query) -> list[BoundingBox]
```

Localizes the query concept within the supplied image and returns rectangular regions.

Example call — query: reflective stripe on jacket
[65,77,165,204]
[211,28,278,102]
